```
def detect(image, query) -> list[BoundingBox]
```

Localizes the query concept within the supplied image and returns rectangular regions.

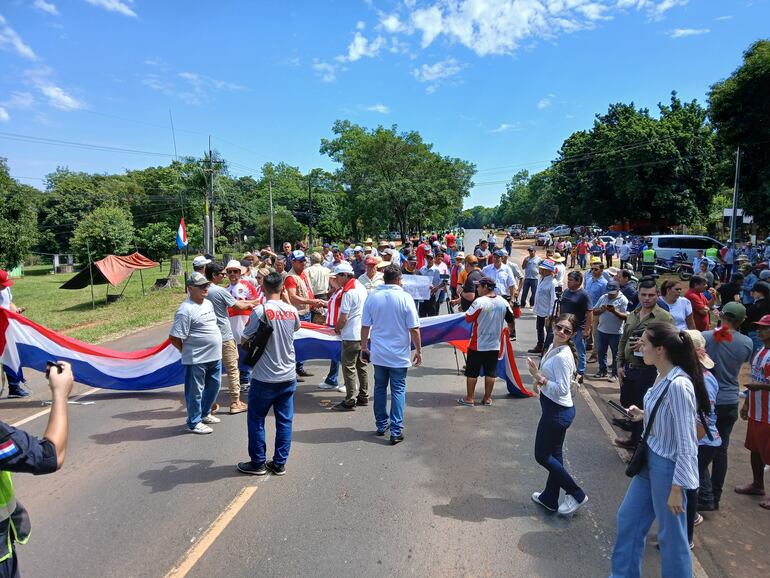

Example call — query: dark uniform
[0,421,58,577]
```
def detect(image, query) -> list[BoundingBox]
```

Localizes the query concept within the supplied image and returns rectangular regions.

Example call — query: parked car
[599,235,616,246]
[536,232,552,246]
[649,235,724,264]
[510,224,524,238]
[526,226,537,238]
[547,224,572,237]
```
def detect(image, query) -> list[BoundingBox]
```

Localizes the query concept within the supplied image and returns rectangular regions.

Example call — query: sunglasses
[226,269,240,274]
[555,324,573,335]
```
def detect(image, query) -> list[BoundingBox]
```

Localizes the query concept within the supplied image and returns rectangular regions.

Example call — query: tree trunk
[170,256,183,276]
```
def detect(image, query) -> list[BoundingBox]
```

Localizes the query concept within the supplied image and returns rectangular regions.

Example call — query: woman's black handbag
[242,306,273,367]
[625,381,671,478]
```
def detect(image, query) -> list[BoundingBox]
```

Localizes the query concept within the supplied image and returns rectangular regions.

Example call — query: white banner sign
[401,275,432,301]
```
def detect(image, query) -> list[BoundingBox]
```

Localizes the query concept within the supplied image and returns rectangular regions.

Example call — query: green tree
[0,159,39,269]
[708,39,770,225]
[135,222,176,261]
[320,120,474,241]
[246,208,305,250]
[497,170,532,225]
[71,207,135,264]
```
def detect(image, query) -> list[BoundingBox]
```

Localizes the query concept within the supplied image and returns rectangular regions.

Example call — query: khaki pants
[341,340,368,403]
[222,339,241,403]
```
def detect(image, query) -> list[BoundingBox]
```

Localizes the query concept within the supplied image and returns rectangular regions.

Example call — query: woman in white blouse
[660,280,695,331]
[526,313,588,516]
[610,322,711,578]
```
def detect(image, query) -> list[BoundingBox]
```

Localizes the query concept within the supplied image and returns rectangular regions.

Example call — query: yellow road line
[165,485,258,578]
[11,387,102,428]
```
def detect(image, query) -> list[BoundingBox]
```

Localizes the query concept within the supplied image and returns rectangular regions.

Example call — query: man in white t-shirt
[237,272,301,477]
[169,273,223,434]
[330,263,370,411]
[482,250,517,300]
[361,265,421,444]
[458,277,515,406]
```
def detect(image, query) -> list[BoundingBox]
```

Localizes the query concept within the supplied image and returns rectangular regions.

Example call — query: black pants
[687,444,719,540]
[700,404,739,505]
[620,363,658,443]
[536,315,552,349]
[0,550,20,578]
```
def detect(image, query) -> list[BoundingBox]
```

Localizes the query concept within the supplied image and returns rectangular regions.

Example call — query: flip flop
[734,484,766,496]
[759,500,770,510]
[481,399,492,406]
[457,398,474,407]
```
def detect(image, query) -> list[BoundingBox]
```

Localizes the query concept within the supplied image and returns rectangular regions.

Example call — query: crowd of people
[3,226,770,577]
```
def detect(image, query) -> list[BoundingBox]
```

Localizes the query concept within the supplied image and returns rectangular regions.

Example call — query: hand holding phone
[608,399,630,418]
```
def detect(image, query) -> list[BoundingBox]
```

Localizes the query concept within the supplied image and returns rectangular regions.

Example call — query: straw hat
[684,330,715,369]
[551,252,565,263]
[225,259,245,273]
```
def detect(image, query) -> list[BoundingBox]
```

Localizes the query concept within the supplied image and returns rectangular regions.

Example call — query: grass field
[9,263,188,344]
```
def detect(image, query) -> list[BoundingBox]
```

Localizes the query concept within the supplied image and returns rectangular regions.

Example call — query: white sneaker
[318,382,338,390]
[335,385,346,393]
[202,414,221,424]
[188,422,213,434]
[558,494,588,516]
[531,492,556,512]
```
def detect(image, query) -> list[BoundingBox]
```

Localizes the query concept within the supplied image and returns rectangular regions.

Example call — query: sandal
[734,483,766,496]
[457,398,474,407]
[481,399,492,406]
[759,500,770,510]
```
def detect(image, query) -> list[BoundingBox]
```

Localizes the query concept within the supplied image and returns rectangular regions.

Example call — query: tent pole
[86,241,95,310]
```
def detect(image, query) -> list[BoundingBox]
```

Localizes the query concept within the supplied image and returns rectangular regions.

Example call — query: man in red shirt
[577,238,590,270]
[685,275,715,331]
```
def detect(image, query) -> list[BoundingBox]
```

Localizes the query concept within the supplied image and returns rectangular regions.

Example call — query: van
[649,235,724,263]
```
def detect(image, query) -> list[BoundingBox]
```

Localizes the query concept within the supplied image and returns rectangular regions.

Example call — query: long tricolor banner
[0,308,530,396]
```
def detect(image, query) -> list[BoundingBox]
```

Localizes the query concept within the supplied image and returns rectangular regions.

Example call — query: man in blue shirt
[584,259,608,360]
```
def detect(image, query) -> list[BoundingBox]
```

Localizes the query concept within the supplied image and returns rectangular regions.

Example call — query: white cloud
[85,0,137,18]
[366,104,390,113]
[490,123,520,133]
[381,13,404,33]
[649,0,688,19]
[312,60,337,83]
[34,1,59,16]
[411,6,443,48]
[669,27,709,38]
[4,92,35,109]
[356,20,366,30]
[39,84,83,109]
[0,106,9,123]
[0,15,38,60]
[412,57,461,82]
[141,70,244,104]
[714,15,733,21]
[339,32,386,62]
[537,93,556,109]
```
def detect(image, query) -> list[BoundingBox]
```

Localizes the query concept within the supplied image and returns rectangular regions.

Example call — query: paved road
[9,301,676,577]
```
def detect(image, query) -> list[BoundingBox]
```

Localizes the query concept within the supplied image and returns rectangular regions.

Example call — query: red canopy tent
[60,252,159,291]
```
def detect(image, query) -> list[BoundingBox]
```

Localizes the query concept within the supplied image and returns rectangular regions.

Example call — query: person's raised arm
[44,361,74,468]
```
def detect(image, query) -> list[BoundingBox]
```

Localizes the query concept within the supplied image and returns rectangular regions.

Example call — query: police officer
[641,241,656,277]
[0,361,73,577]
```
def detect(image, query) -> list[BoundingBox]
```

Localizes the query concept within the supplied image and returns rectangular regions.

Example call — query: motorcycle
[654,251,694,280]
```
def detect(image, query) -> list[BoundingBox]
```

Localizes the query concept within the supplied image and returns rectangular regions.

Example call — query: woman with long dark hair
[526,313,588,516]
[610,321,711,577]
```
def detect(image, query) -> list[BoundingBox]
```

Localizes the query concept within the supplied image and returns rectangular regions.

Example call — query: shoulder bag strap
[641,381,671,442]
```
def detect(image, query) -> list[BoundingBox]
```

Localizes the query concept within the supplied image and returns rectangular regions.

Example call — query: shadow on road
[292,426,382,445]
[138,459,243,493]
[112,405,185,421]
[90,424,186,444]
[432,494,532,522]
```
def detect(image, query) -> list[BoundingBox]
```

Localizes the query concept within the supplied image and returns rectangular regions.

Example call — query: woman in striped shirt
[610,322,711,578]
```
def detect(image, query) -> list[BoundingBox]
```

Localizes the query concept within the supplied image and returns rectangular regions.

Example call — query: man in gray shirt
[169,272,223,434]
[205,262,258,415]
[520,246,541,307]
[700,301,754,510]
[592,281,628,380]
[238,272,301,477]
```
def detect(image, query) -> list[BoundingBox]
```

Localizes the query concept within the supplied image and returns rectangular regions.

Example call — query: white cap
[225,259,245,273]
[192,255,211,267]
[354,246,364,252]
[330,262,354,276]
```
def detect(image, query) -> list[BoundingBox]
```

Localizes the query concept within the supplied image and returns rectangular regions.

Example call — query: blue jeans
[296,312,311,372]
[597,331,621,376]
[573,330,587,375]
[534,395,585,509]
[610,449,691,578]
[183,360,221,428]
[520,278,538,307]
[237,346,252,385]
[578,254,587,269]
[324,360,340,386]
[247,378,297,465]
[373,365,408,436]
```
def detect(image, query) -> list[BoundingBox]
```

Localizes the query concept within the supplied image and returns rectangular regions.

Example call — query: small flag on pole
[176,218,188,250]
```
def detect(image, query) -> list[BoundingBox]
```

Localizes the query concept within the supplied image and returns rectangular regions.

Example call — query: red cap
[365,256,377,265]
[0,270,13,288]
[754,314,770,327]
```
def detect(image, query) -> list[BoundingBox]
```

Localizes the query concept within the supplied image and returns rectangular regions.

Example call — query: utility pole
[200,137,222,255]
[208,136,215,256]
[307,172,314,249]
[269,178,275,250]
[730,145,741,243]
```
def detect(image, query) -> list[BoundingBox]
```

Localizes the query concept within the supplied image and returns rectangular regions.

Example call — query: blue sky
[1,0,768,208]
